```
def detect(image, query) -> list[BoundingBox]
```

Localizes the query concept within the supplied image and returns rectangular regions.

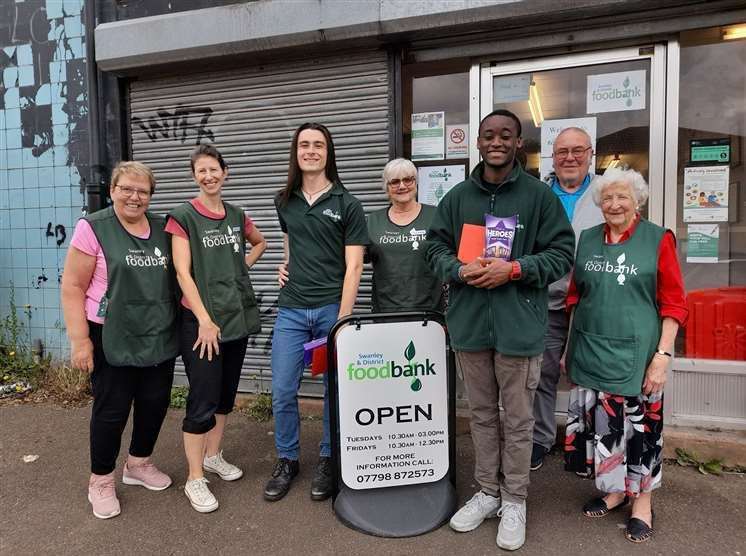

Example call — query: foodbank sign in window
[336,321,449,490]
[587,69,646,113]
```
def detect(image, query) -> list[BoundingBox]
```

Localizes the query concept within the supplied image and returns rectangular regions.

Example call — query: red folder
[311,345,328,376]
[458,223,485,263]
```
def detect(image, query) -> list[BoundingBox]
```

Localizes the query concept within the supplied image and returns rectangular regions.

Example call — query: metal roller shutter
[128,51,391,396]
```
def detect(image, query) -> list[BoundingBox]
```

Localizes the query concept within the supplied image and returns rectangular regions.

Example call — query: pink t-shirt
[69,218,151,324]
[165,198,255,310]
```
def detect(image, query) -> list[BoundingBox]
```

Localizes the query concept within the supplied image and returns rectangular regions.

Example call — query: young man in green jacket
[425,109,574,551]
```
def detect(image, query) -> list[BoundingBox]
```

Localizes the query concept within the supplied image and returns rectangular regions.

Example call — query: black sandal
[582,495,629,517]
[625,512,654,543]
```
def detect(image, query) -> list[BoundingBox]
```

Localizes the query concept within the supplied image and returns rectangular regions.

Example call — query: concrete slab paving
[1,403,744,555]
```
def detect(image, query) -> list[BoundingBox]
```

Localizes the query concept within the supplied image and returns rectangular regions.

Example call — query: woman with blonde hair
[62,161,179,519]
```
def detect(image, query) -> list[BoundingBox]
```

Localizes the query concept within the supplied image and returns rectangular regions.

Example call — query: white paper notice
[417,165,465,206]
[446,124,468,159]
[587,70,646,113]
[493,75,531,103]
[540,117,597,157]
[412,112,445,161]
[683,166,729,222]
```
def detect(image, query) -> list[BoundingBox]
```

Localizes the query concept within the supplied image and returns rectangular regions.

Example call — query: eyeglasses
[116,184,152,198]
[553,146,592,160]
[387,176,416,188]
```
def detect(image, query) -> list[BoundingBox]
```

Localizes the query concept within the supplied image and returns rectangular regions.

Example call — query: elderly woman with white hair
[366,158,444,312]
[563,167,687,543]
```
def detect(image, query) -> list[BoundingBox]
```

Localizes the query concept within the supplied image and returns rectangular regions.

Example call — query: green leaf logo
[410,378,422,391]
[404,340,416,361]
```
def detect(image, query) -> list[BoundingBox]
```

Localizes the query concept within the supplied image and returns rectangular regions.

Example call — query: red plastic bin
[685,287,746,360]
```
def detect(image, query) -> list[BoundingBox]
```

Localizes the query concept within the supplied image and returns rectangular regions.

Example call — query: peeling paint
[0,0,88,357]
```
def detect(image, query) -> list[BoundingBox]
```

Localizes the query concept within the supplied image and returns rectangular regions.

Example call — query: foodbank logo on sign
[590,75,641,107]
[346,340,435,392]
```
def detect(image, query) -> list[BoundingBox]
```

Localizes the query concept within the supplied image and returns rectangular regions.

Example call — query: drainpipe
[83,0,107,213]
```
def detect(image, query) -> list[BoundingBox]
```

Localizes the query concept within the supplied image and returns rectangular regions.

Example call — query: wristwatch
[655,349,672,358]
[509,260,522,281]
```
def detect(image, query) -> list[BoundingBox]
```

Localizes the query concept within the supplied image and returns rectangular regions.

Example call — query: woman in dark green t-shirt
[367,158,444,312]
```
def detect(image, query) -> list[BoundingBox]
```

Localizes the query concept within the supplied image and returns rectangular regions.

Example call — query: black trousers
[180,309,249,434]
[89,322,175,475]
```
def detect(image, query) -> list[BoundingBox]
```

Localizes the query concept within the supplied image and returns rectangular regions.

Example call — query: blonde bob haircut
[381,158,417,191]
[110,160,157,194]
[591,166,649,208]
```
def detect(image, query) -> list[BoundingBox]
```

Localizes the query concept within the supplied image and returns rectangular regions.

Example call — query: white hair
[555,126,592,147]
[382,158,417,191]
[591,167,649,207]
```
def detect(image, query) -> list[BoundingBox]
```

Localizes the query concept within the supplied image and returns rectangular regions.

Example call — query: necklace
[302,182,332,205]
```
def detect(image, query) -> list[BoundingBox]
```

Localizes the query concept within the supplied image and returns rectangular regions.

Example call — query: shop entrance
[473,45,669,414]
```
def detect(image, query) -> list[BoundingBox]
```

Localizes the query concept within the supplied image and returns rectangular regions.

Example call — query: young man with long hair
[265,123,368,502]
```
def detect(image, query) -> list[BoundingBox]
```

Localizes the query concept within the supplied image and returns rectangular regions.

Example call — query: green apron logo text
[346,341,435,391]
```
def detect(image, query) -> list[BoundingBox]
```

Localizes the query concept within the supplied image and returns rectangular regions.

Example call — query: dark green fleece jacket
[425,162,575,355]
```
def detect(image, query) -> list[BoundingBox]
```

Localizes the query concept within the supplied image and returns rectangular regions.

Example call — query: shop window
[490,61,652,219]
[403,60,470,205]
[676,26,746,361]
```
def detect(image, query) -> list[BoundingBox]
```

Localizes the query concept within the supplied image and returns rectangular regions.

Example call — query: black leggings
[89,322,175,475]
[180,309,249,434]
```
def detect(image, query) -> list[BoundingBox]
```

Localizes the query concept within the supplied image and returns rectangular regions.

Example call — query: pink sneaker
[122,458,172,491]
[88,473,121,519]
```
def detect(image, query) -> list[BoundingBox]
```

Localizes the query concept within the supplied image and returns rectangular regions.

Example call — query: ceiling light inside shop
[528,82,544,127]
[722,24,746,40]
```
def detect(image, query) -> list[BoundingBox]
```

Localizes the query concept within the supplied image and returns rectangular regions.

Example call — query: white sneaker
[449,490,501,532]
[496,501,527,551]
[184,477,219,513]
[203,450,243,481]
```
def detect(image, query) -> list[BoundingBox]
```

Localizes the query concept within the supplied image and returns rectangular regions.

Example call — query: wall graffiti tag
[33,272,48,289]
[46,222,67,246]
[131,107,215,145]
[249,292,279,356]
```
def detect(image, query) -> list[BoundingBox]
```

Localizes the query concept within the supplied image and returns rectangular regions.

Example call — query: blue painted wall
[0,0,89,358]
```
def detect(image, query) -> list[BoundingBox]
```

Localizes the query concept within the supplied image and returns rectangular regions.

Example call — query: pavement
[1,402,745,556]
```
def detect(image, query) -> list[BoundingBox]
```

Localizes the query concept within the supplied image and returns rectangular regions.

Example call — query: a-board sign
[336,320,449,490]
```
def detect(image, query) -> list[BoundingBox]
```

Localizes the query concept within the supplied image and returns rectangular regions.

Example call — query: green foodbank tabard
[345,340,436,392]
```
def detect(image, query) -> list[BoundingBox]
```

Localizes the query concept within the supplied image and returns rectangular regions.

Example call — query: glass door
[474,46,668,414]
[475,45,667,222]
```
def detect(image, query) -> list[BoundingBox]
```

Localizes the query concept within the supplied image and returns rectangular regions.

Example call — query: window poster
[587,70,646,113]
[446,124,468,159]
[687,224,719,263]
[683,166,729,222]
[417,165,466,206]
[493,74,531,103]
[411,112,445,161]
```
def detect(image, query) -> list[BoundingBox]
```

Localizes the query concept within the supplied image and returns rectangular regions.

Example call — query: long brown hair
[277,122,340,207]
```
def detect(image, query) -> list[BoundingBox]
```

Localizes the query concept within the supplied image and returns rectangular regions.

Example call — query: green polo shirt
[367,204,444,313]
[275,182,369,308]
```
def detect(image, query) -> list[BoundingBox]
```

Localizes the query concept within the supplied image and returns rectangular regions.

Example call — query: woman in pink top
[61,161,178,520]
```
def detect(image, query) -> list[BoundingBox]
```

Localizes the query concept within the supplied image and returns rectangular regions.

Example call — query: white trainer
[449,490,501,532]
[496,501,527,551]
[184,477,219,513]
[203,450,243,481]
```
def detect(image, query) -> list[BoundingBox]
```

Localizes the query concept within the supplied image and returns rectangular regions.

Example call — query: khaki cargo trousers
[456,350,542,503]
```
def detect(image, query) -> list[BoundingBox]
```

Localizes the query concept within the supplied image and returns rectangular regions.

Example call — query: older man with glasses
[530,127,605,472]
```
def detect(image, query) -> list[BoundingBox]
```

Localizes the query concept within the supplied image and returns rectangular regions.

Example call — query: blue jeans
[270,303,339,460]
